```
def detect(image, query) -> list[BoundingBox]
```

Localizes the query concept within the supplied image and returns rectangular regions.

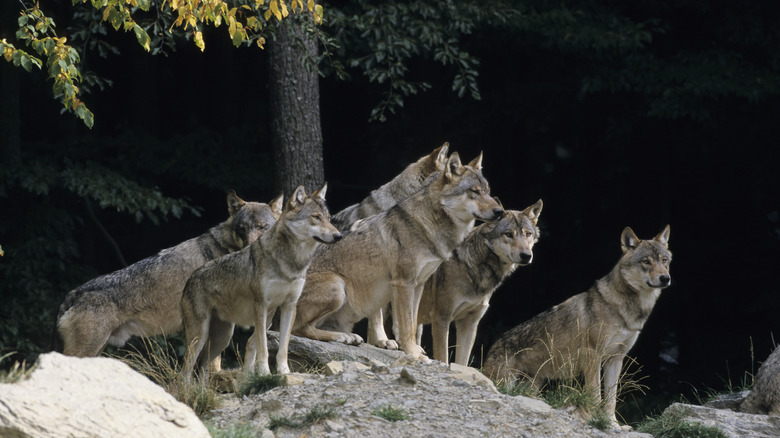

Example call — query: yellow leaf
[241,4,251,9]
[228,16,236,38]
[214,14,222,26]
[194,30,205,52]
[270,0,281,21]
[307,0,313,11]
[187,14,197,29]
[264,9,272,21]
[102,5,112,22]
[313,4,322,24]
[280,0,288,17]
[257,36,265,49]
[255,0,264,6]
[170,0,179,9]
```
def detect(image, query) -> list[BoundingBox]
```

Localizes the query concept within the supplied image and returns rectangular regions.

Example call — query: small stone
[400,367,417,384]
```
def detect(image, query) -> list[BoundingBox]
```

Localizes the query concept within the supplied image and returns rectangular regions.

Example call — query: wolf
[416,199,543,366]
[330,143,449,230]
[291,153,504,358]
[482,225,672,427]
[181,183,341,377]
[55,191,284,357]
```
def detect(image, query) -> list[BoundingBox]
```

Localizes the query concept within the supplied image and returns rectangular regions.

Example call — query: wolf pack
[54,143,672,428]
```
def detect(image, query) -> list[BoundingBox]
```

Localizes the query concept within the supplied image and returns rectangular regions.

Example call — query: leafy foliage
[0,158,201,364]
[1,0,322,127]
[324,0,519,121]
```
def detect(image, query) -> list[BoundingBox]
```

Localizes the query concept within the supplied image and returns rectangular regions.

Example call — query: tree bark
[267,18,324,198]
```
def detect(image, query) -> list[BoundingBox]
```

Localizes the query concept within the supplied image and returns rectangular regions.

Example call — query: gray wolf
[55,191,283,357]
[482,225,672,427]
[181,183,341,376]
[416,199,543,366]
[741,345,780,415]
[291,153,503,358]
[330,143,449,230]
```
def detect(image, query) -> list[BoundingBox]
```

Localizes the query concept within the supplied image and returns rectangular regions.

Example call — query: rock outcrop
[741,345,780,416]
[0,352,209,438]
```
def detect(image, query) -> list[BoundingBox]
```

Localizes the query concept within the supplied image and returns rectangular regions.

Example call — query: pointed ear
[467,151,483,172]
[620,227,640,253]
[269,193,284,219]
[523,199,544,224]
[654,224,670,246]
[427,143,450,171]
[312,182,328,202]
[227,190,246,216]
[287,185,307,211]
[444,152,464,180]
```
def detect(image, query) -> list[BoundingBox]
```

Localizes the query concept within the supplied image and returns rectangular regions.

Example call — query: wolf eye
[641,259,651,265]
[662,257,669,264]
[525,232,533,238]
[504,231,513,238]
[312,213,322,220]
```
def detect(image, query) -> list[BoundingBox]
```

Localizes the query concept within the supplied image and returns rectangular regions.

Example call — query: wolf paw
[374,339,399,350]
[253,362,271,375]
[335,333,363,345]
[276,363,290,375]
[403,344,426,358]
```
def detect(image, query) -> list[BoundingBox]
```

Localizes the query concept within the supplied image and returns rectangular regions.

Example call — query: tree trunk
[267,18,324,198]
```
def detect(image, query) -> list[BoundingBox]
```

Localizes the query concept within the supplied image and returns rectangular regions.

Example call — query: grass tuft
[372,404,410,422]
[267,403,337,431]
[237,371,285,396]
[0,353,33,383]
[637,406,728,438]
[115,336,221,417]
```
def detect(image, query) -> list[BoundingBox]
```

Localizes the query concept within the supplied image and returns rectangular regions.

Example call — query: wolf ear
[227,190,246,216]
[654,224,670,246]
[428,143,450,171]
[620,227,640,253]
[444,152,465,180]
[523,199,544,224]
[269,193,284,219]
[287,185,307,210]
[467,151,484,172]
[312,182,328,202]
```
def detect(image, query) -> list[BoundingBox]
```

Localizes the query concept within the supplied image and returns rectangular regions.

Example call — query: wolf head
[226,191,284,248]
[438,152,504,224]
[283,183,343,244]
[619,225,672,291]
[484,199,543,266]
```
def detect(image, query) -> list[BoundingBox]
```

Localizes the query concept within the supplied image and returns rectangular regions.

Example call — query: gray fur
[181,184,341,377]
[483,225,672,428]
[417,200,543,365]
[330,144,449,230]
[55,191,283,357]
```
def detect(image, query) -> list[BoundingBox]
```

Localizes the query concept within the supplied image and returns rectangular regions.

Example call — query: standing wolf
[483,225,672,427]
[55,191,284,357]
[330,144,449,230]
[417,200,543,365]
[292,153,503,357]
[181,184,341,377]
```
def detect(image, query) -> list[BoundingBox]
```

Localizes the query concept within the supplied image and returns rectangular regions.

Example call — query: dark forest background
[2,0,779,425]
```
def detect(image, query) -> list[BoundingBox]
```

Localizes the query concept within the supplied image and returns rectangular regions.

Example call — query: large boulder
[0,352,209,438]
[741,345,780,416]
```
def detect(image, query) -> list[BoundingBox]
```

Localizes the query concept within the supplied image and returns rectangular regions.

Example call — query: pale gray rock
[665,402,780,438]
[0,352,209,438]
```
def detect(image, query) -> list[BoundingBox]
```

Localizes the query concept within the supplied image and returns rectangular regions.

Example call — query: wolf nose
[333,232,343,242]
[659,275,671,285]
[519,252,532,264]
[492,207,505,219]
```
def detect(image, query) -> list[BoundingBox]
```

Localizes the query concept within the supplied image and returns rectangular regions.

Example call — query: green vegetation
[237,371,285,396]
[267,404,337,431]
[372,404,410,422]
[637,407,728,438]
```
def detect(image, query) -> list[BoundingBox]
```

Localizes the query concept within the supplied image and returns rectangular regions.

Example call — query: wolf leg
[602,354,625,427]
[252,302,271,375]
[390,280,426,358]
[293,273,362,344]
[275,300,297,374]
[367,307,398,350]
[453,304,489,366]
[430,316,451,363]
